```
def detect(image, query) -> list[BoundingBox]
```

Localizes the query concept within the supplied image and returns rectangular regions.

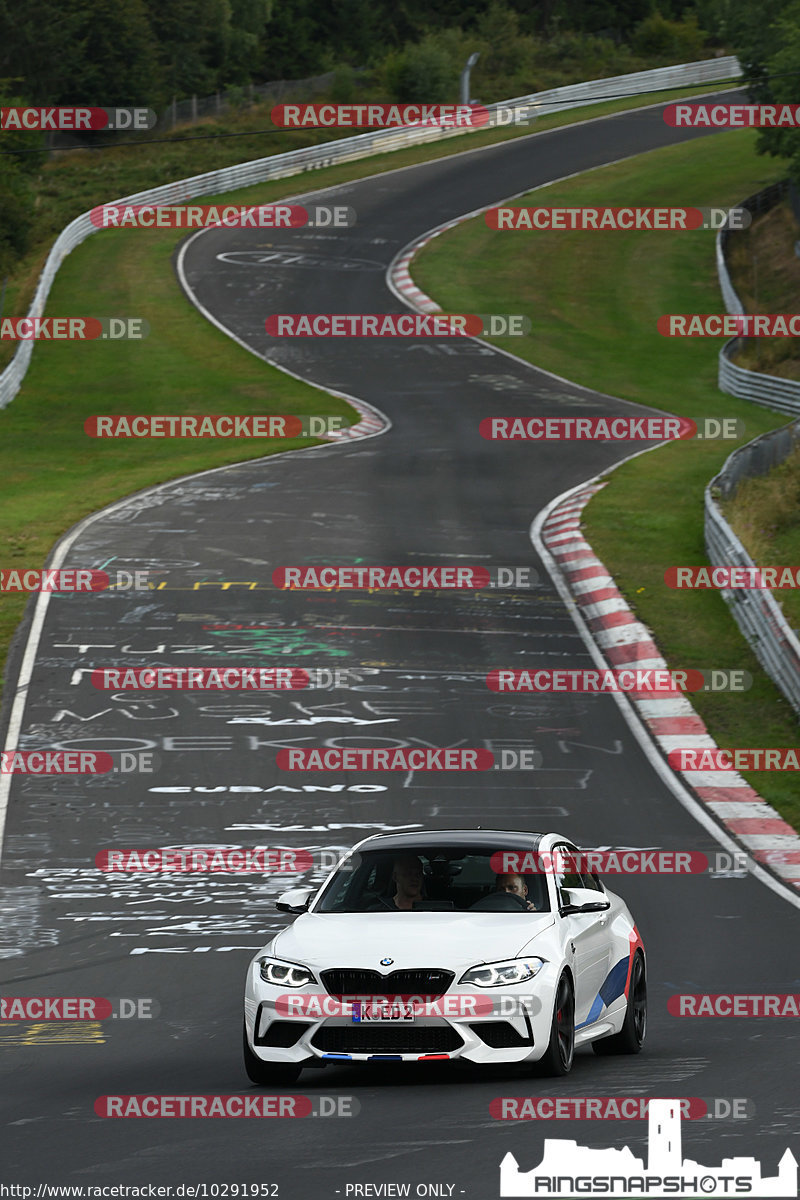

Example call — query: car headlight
[459,958,545,987]
[258,957,316,987]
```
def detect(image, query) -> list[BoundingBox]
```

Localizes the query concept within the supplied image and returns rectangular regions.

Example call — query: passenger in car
[370,854,427,911]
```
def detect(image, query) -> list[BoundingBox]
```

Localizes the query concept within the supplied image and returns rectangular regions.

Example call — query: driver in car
[495,872,537,911]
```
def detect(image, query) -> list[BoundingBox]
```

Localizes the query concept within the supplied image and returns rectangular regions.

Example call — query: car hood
[269,911,555,970]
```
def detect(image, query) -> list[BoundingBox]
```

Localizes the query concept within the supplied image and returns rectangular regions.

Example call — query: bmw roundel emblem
[380,957,394,966]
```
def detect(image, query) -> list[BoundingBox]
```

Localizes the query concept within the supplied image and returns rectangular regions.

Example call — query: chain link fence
[156,71,345,131]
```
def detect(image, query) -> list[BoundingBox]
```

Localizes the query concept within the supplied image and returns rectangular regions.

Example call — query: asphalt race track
[1,92,798,1195]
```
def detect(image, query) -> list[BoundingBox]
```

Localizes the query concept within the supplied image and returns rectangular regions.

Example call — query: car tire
[536,972,575,1076]
[592,951,646,1056]
[243,1021,303,1085]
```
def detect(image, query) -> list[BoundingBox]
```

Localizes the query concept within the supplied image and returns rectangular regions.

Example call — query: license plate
[352,1002,415,1023]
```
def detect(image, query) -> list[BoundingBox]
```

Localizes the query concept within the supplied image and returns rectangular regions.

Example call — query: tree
[733,0,800,179]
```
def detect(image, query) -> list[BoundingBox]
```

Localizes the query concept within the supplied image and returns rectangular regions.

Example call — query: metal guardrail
[710,182,800,717]
[705,422,800,716]
[0,55,740,412]
[716,179,800,413]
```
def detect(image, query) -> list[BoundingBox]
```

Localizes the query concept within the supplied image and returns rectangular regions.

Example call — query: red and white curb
[389,220,465,312]
[541,484,800,891]
[323,395,387,441]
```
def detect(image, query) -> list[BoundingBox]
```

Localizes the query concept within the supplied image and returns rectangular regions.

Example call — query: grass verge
[413,130,800,829]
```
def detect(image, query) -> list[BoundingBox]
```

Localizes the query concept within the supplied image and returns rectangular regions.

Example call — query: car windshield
[314,846,551,913]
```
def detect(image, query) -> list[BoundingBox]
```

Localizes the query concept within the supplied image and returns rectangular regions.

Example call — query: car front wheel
[593,951,646,1056]
[537,972,575,1076]
[243,1021,302,1085]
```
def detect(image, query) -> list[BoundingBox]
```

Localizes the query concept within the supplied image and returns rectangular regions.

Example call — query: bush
[0,161,35,278]
[631,13,707,60]
[330,64,358,102]
[382,36,460,102]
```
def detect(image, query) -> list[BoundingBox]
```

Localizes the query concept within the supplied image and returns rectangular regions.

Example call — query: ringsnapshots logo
[1,106,156,131]
[499,1098,797,1197]
[486,207,750,231]
[264,314,530,337]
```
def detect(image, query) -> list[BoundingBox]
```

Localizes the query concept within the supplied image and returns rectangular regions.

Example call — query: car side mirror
[560,886,611,915]
[276,886,314,914]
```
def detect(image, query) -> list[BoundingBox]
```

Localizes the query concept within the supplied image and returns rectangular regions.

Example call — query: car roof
[350,829,556,853]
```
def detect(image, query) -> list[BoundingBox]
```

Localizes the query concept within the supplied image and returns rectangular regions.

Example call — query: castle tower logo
[500,1098,797,1197]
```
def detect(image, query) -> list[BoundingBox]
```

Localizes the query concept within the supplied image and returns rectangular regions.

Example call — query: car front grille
[320,969,454,998]
[311,1025,464,1054]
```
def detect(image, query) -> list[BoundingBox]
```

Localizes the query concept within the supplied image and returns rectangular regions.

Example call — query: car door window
[553,843,584,909]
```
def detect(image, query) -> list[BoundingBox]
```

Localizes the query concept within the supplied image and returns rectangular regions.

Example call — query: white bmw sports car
[243,829,646,1083]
